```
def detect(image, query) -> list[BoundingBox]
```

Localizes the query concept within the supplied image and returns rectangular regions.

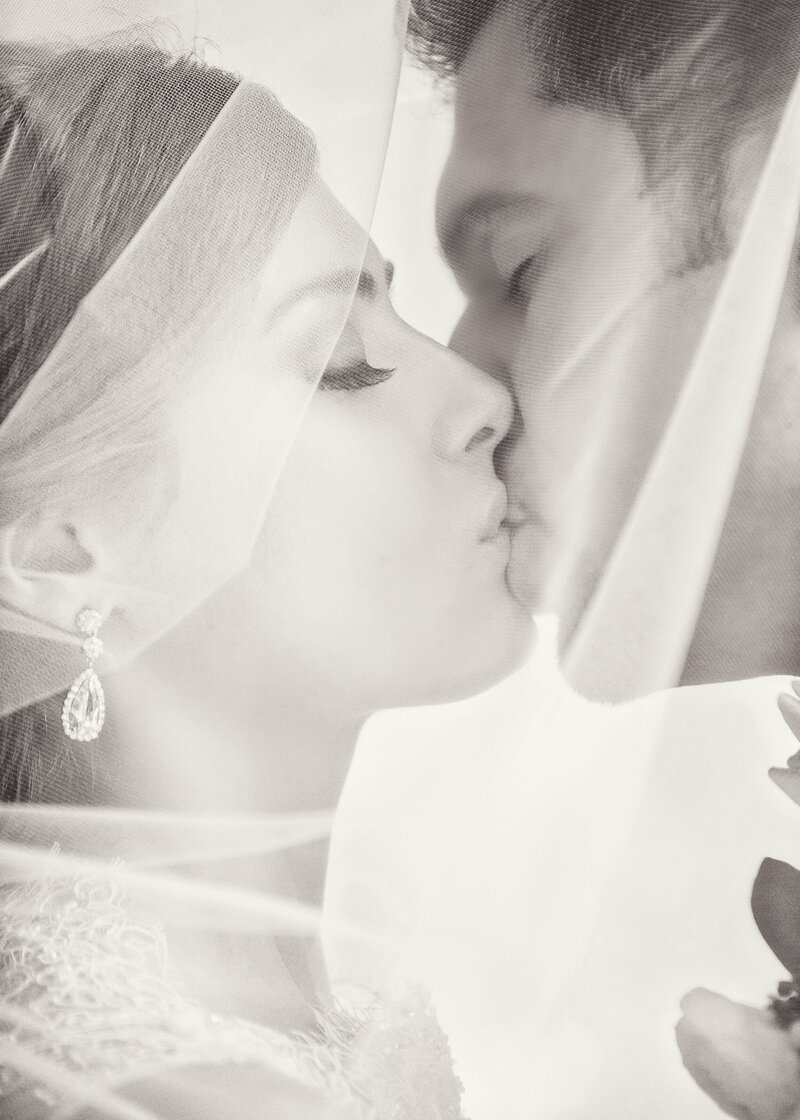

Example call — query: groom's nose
[449,301,529,486]
[493,392,524,481]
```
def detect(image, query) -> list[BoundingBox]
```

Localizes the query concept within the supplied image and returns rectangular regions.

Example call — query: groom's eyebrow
[438,193,550,271]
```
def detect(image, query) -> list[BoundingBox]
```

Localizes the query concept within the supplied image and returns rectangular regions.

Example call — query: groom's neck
[681,508,800,683]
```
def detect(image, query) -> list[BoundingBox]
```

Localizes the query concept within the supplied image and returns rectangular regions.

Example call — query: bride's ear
[0,512,111,633]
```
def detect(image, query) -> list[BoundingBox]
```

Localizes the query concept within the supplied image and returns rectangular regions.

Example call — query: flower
[675,693,800,1119]
[676,988,800,1120]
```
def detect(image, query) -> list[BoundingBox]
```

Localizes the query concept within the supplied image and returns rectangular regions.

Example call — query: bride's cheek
[253,399,431,633]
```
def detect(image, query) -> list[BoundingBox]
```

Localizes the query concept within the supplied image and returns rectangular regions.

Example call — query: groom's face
[435,6,719,631]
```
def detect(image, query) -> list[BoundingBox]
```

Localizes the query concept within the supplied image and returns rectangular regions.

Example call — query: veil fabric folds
[0,78,320,713]
[3,2,800,1119]
[0,0,408,711]
[558,62,800,700]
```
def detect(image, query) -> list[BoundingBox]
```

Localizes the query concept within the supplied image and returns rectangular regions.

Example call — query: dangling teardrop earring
[61,608,106,742]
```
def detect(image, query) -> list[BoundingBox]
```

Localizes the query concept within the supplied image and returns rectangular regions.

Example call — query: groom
[326,5,800,1119]
[410,0,800,688]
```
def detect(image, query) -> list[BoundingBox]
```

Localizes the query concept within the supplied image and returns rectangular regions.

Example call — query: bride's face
[194,178,533,712]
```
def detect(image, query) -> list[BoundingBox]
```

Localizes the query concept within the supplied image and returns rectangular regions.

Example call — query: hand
[779,681,800,746]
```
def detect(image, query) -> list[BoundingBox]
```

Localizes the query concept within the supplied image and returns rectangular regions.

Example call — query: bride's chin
[428,606,535,706]
[486,604,536,680]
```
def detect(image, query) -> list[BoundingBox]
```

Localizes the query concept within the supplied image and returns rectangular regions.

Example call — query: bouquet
[676,682,800,1120]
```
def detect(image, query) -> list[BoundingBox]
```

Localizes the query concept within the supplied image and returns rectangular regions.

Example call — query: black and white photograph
[1,1,800,1117]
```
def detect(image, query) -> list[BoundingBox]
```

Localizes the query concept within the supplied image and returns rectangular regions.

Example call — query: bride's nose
[432,346,514,462]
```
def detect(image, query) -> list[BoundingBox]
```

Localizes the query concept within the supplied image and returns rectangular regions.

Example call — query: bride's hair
[0,35,240,423]
[0,35,241,801]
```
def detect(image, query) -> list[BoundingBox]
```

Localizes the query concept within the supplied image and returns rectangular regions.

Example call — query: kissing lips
[504,517,543,607]
[480,489,510,543]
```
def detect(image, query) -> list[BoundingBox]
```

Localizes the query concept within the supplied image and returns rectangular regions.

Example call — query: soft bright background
[370,63,464,344]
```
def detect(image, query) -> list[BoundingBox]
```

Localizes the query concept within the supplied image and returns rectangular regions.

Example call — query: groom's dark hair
[410,0,800,266]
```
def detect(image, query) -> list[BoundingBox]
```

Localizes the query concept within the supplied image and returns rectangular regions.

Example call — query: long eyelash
[319,359,396,392]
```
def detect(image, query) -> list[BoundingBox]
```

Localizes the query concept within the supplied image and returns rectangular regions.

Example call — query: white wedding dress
[0,855,468,1120]
[325,618,799,1120]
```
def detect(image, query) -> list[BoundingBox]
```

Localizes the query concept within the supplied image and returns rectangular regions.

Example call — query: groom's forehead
[437,1,646,242]
[438,93,644,271]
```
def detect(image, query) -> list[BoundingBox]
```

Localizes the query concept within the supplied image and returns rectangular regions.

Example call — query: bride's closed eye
[319,358,396,392]
[318,318,396,392]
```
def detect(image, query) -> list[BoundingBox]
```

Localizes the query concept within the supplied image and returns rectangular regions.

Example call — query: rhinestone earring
[62,608,106,742]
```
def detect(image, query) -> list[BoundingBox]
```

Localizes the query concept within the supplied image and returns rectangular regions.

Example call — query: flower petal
[770,766,800,810]
[752,859,800,978]
[778,693,800,747]
[676,989,800,1120]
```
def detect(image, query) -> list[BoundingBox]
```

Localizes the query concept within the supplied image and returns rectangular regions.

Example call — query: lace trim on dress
[0,871,468,1119]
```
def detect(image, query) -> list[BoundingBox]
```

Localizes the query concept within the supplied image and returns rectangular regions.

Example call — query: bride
[0,31,532,1120]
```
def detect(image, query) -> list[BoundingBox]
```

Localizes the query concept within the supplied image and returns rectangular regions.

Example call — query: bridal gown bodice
[325,618,800,1120]
[0,867,467,1120]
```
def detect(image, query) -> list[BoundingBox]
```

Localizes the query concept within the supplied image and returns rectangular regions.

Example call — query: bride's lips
[483,494,533,538]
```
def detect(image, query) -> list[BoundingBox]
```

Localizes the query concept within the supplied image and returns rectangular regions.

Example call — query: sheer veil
[0,3,407,1117]
[559,63,800,700]
[3,2,800,1118]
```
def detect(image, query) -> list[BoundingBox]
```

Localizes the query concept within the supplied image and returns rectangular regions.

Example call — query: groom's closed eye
[504,254,546,311]
[357,260,395,300]
[437,193,553,308]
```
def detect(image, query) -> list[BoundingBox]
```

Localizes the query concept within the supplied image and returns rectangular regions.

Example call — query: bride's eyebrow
[264,268,361,327]
[265,260,394,327]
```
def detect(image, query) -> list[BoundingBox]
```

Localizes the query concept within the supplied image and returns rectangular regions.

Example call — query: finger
[778,692,800,743]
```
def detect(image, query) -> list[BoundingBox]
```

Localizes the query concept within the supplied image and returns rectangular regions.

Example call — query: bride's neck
[106,661,363,917]
[89,653,359,1017]
[107,661,363,817]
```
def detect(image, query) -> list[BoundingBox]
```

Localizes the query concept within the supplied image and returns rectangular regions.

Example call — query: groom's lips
[505,516,546,607]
